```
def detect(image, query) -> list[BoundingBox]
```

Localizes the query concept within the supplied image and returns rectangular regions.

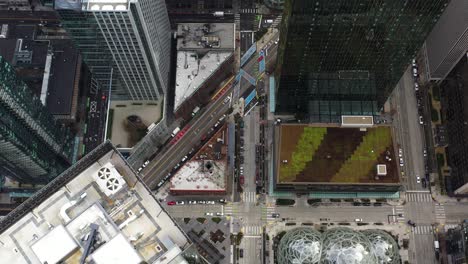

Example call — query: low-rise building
[170,125,228,195]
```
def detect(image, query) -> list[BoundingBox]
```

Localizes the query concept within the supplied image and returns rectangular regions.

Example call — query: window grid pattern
[276,0,449,122]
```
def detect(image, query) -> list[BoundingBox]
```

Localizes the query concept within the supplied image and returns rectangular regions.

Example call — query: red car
[167,201,176,206]
[240,175,245,185]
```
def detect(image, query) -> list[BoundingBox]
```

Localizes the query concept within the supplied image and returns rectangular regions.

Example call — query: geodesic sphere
[363,230,400,264]
[277,228,322,264]
[320,228,377,264]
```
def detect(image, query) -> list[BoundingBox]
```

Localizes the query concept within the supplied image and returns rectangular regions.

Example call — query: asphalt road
[393,66,426,191]
[140,78,234,188]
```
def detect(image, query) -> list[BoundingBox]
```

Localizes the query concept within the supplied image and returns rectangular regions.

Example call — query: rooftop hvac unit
[94,163,126,197]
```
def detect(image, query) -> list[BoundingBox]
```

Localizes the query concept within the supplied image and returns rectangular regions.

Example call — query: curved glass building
[277,227,400,264]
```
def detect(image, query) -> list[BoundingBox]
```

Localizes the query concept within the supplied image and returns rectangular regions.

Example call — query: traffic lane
[273,206,394,223]
[242,109,258,193]
[142,75,235,175]
[403,66,425,190]
[240,238,261,264]
[394,72,415,190]
[414,234,438,264]
[444,204,468,222]
[145,107,231,188]
[164,204,224,217]
[143,88,233,186]
[405,202,435,225]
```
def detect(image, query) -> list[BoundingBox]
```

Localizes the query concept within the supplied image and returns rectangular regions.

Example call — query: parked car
[216,212,224,216]
[355,218,363,222]
[416,175,421,183]
[422,178,427,188]
[423,149,427,157]
[189,200,197,205]
[167,201,176,206]
[398,148,403,157]
[219,199,226,203]
[207,201,215,205]
[419,116,424,125]
[176,201,185,205]
[414,83,419,91]
[198,201,206,204]
[239,249,244,258]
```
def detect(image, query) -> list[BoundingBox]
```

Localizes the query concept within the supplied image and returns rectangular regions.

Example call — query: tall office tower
[55,0,171,101]
[424,0,468,81]
[276,0,449,122]
[0,56,73,184]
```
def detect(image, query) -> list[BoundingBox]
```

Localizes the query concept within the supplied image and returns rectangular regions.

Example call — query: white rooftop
[0,144,191,264]
[170,160,226,192]
[92,233,143,264]
[175,51,232,110]
[31,225,78,264]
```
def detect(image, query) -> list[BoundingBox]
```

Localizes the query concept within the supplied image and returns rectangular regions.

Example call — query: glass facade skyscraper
[0,56,73,184]
[55,0,171,101]
[276,0,449,122]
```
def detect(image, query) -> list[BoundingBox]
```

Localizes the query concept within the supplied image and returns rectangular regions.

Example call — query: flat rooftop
[175,51,232,110]
[176,23,235,51]
[0,142,192,264]
[170,125,228,193]
[277,124,400,185]
[174,23,234,111]
[0,22,78,116]
[341,115,374,127]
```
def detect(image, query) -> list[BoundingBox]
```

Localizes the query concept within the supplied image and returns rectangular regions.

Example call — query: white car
[189,201,197,205]
[413,68,418,77]
[414,83,419,91]
[181,155,188,162]
[198,201,206,204]
[176,201,185,205]
[419,116,424,125]
[423,149,427,157]
[416,176,421,183]
[206,201,215,205]
[412,59,417,67]
[398,148,403,158]
[216,212,224,216]
[355,218,363,222]
[205,212,214,216]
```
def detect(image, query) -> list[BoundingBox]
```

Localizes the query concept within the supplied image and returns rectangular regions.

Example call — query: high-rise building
[0,56,73,184]
[275,0,449,122]
[424,0,468,81]
[55,0,171,101]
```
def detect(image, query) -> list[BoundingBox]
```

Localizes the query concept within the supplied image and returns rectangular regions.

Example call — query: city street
[392,66,427,191]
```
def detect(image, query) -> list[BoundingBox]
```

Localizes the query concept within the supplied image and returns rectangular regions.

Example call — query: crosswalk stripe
[272,15,282,28]
[242,192,257,203]
[413,225,434,234]
[407,192,432,202]
[244,225,262,235]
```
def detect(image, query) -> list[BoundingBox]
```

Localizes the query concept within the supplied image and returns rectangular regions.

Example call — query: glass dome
[277,227,399,264]
[277,228,322,264]
[321,228,376,264]
[363,230,400,264]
